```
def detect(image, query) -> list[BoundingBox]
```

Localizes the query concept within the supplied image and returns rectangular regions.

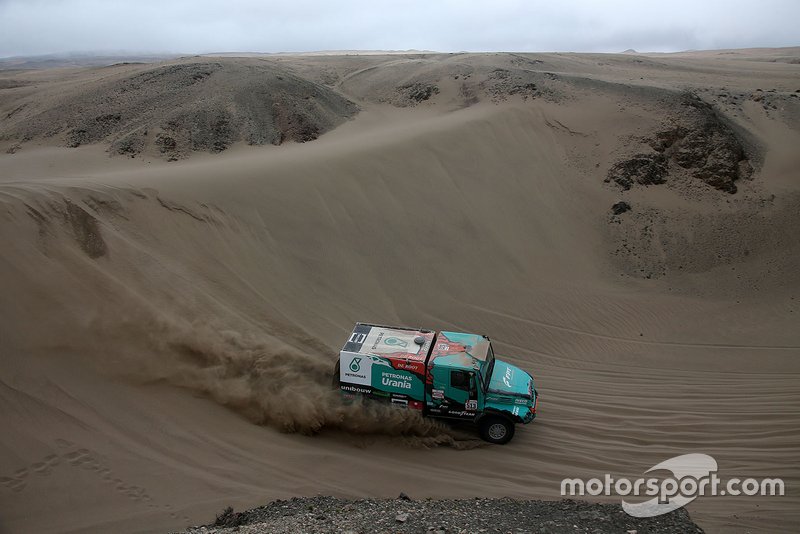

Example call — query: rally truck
[333,322,538,444]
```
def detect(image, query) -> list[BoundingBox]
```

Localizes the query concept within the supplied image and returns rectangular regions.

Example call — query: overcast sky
[1,0,798,58]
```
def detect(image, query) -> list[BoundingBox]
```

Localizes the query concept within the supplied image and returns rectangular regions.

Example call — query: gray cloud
[0,0,798,57]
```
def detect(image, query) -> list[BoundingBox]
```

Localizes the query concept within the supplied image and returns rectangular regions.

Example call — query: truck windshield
[482,345,495,391]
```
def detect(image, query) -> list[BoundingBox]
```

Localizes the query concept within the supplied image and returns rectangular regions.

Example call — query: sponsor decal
[384,336,408,348]
[371,331,385,350]
[340,351,372,386]
[381,371,413,390]
[393,360,422,372]
[437,343,449,351]
[465,399,478,410]
[349,332,367,344]
[432,389,444,399]
[512,406,520,416]
[361,328,423,356]
[503,366,514,388]
[340,384,371,394]
[344,368,369,379]
[447,410,475,417]
[343,324,372,353]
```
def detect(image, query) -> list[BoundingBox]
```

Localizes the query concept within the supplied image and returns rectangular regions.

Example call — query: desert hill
[0,58,358,160]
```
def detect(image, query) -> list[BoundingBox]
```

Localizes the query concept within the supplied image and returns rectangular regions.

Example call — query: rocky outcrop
[606,154,668,190]
[606,93,754,194]
[649,94,752,193]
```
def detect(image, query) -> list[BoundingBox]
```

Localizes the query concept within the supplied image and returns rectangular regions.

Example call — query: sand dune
[1,49,799,533]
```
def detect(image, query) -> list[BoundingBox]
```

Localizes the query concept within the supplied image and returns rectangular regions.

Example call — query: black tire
[478,415,515,445]
[332,359,341,389]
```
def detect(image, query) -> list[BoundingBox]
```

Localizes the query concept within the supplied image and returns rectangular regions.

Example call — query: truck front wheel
[479,415,515,444]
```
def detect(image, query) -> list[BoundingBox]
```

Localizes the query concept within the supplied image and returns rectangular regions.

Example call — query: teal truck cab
[334,323,538,444]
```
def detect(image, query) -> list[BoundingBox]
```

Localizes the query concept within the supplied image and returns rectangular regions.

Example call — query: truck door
[448,370,479,419]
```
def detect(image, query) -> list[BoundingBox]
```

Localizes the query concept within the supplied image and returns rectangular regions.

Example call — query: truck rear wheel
[479,415,515,445]
[332,359,341,389]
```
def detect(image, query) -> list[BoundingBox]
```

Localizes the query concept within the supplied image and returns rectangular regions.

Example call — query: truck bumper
[523,409,536,423]
[524,390,538,423]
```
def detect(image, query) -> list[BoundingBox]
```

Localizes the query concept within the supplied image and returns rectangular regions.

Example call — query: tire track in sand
[462,301,800,351]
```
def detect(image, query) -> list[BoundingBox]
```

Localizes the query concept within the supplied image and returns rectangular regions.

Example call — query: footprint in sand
[0,469,29,493]
[1,440,183,521]
[63,448,101,471]
[31,454,62,476]
[122,485,147,501]
[64,448,90,466]
[0,476,24,492]
[31,461,51,476]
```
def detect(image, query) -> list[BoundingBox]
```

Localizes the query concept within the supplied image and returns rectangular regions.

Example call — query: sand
[0,49,799,533]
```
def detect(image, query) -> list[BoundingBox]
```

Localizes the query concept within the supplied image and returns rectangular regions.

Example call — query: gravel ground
[178,495,704,534]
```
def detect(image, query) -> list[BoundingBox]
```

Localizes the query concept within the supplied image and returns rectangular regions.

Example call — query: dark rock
[111,132,144,156]
[606,153,668,190]
[612,201,631,215]
[154,133,180,161]
[212,506,245,528]
[648,126,688,152]
[66,128,90,147]
[509,82,538,96]
[402,83,440,103]
[95,113,121,125]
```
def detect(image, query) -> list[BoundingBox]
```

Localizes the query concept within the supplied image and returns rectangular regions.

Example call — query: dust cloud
[102,311,481,448]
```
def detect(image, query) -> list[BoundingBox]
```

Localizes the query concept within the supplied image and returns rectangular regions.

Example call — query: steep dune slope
[1,51,799,533]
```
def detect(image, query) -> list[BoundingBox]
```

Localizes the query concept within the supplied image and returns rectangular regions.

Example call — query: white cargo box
[339,323,435,389]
